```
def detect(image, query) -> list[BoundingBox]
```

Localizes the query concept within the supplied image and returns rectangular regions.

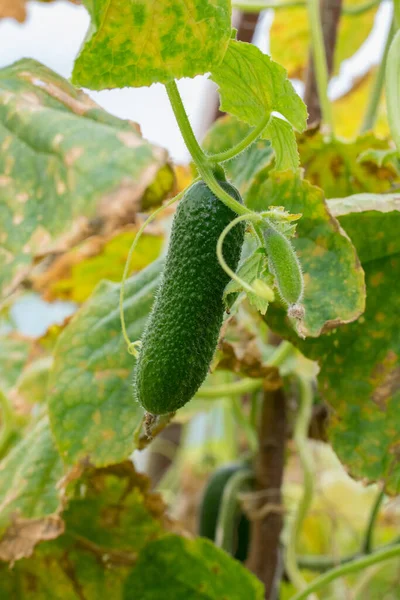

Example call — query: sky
[0,0,392,163]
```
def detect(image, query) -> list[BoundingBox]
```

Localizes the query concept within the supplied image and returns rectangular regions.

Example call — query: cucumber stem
[165,80,256,217]
[208,112,271,163]
[285,376,315,594]
[386,28,400,153]
[266,340,294,367]
[197,378,263,398]
[291,544,400,600]
[361,486,385,554]
[360,17,395,133]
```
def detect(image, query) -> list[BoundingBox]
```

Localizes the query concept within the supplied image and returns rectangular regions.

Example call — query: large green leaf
[247,171,365,337]
[210,41,307,170]
[329,194,400,263]
[0,462,171,597]
[48,260,162,466]
[298,130,399,198]
[124,535,264,600]
[0,336,31,392]
[72,0,232,89]
[267,194,400,493]
[0,59,172,298]
[0,418,65,561]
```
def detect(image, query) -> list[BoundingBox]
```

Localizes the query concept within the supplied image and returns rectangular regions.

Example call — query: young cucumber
[263,224,304,311]
[133,180,245,415]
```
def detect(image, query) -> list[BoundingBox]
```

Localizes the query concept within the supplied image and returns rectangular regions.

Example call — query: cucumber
[199,464,250,562]
[199,465,239,541]
[133,180,245,415]
[264,224,304,308]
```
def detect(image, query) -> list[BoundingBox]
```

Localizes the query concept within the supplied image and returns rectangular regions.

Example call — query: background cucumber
[134,180,245,415]
[199,464,250,562]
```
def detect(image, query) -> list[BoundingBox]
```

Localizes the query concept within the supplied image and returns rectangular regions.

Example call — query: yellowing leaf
[270,0,378,79]
[174,164,194,193]
[248,171,365,337]
[0,419,64,561]
[33,227,163,303]
[333,68,389,139]
[267,194,400,493]
[0,59,172,299]
[298,129,399,198]
[72,0,232,89]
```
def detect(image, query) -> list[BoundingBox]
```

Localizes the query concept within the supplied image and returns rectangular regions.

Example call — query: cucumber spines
[133,180,245,415]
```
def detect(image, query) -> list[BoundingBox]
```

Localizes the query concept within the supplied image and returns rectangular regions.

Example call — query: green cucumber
[199,465,239,541]
[133,180,245,415]
[199,464,250,562]
[264,224,304,310]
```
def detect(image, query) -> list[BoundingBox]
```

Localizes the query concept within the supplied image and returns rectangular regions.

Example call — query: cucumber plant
[1,1,400,600]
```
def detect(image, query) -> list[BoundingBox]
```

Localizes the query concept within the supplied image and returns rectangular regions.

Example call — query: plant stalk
[246,387,287,599]
[305,0,340,130]
[360,17,395,133]
[285,377,315,593]
[165,80,251,216]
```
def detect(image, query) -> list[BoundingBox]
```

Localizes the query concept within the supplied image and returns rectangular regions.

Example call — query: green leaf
[224,248,273,315]
[328,193,400,263]
[264,116,300,171]
[248,171,365,337]
[72,0,232,89]
[124,535,264,600]
[298,129,400,198]
[0,59,172,299]
[0,418,65,561]
[14,355,53,405]
[39,227,163,303]
[0,336,31,392]
[357,148,398,168]
[211,41,307,132]
[267,195,400,493]
[48,260,163,466]
[64,462,167,556]
[202,116,273,196]
[210,41,307,168]
[0,462,170,597]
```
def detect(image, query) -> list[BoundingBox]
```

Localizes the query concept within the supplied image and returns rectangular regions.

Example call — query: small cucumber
[133,180,245,415]
[263,224,304,311]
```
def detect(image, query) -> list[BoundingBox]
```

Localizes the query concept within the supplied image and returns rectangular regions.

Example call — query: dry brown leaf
[0,516,64,562]
[0,0,81,22]
[217,339,282,389]
[0,0,26,22]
